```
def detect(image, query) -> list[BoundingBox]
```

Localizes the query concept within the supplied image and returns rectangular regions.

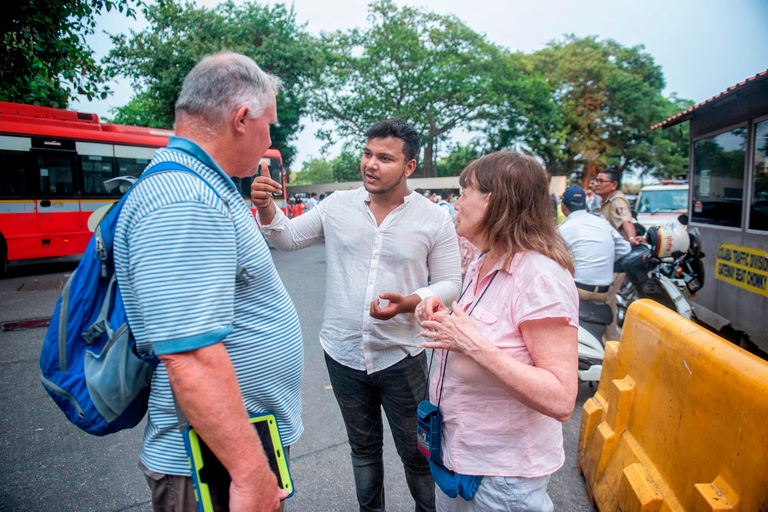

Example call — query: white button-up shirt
[259,187,462,373]
[558,209,631,286]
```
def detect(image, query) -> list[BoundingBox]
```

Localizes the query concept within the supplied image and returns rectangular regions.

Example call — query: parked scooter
[577,215,705,382]
[577,302,612,382]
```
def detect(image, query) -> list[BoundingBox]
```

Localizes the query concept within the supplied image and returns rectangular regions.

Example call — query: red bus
[0,101,287,273]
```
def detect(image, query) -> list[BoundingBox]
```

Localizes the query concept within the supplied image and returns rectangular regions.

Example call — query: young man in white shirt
[558,185,631,302]
[252,119,461,512]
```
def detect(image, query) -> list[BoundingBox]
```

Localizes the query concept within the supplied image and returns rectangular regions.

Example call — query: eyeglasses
[593,178,612,184]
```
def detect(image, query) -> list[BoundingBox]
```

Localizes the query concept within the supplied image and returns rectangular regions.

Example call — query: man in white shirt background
[558,185,631,303]
[306,192,318,211]
[251,119,461,512]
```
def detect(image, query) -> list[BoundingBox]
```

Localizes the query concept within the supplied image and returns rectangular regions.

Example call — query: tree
[291,157,334,185]
[331,149,361,182]
[309,0,527,177]
[1,0,142,108]
[484,35,693,183]
[647,94,694,179]
[435,143,479,177]
[105,0,318,169]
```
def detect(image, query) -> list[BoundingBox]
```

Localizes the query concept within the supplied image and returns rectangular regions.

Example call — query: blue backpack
[39,161,223,436]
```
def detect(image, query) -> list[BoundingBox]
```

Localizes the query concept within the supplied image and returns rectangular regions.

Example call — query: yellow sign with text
[715,243,768,298]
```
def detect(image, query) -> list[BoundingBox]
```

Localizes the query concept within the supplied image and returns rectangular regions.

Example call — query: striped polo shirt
[114,136,304,476]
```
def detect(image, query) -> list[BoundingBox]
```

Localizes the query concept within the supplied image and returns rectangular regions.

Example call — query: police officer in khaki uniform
[594,169,644,341]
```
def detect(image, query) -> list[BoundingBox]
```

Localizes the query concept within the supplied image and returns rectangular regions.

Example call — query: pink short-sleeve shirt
[430,251,578,477]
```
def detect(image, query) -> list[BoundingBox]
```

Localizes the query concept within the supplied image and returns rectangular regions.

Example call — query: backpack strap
[137,161,253,282]
[81,274,118,344]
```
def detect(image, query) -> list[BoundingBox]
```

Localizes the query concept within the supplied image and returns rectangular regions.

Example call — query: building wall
[686,79,768,351]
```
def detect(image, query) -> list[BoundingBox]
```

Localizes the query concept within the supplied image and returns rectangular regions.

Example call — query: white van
[635,183,688,230]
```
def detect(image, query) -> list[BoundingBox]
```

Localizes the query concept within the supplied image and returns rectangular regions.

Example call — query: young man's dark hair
[599,169,622,189]
[365,119,421,163]
[311,192,318,198]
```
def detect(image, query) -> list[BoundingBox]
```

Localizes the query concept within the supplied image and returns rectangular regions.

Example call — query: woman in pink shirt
[416,152,579,511]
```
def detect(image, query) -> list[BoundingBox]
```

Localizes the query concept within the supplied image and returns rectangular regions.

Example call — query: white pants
[435,474,553,512]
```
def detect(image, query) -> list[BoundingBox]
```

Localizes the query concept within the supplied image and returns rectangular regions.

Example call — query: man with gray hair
[114,52,304,512]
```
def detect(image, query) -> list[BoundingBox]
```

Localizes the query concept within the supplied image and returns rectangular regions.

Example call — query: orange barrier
[578,299,768,511]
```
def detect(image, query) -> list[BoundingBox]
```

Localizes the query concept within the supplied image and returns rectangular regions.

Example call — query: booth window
[692,127,747,227]
[750,119,768,231]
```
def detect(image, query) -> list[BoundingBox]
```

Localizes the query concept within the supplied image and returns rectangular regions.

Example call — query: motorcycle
[578,215,706,382]
[616,215,705,327]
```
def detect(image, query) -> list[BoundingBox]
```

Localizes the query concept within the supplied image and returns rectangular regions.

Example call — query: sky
[75,0,768,170]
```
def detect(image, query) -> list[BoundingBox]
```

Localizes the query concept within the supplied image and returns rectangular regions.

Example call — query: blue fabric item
[562,185,587,211]
[429,460,483,501]
[150,326,234,356]
[38,161,201,436]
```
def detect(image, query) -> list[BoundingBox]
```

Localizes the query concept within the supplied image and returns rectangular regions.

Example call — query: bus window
[0,150,31,196]
[117,157,151,178]
[80,155,116,195]
[37,153,75,195]
[750,119,768,231]
[232,158,284,199]
[261,157,284,198]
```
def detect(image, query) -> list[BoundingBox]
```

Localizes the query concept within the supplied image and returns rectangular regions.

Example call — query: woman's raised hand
[415,296,448,325]
[420,302,485,356]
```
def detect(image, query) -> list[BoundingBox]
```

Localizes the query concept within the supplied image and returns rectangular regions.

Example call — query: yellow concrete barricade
[578,299,768,511]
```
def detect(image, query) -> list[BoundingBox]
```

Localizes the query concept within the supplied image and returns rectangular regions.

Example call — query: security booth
[652,70,768,353]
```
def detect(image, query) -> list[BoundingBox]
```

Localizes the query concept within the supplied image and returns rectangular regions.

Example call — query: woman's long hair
[459,151,575,275]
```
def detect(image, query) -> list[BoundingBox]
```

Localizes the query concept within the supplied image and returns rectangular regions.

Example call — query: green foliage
[105,0,318,169]
[436,143,480,177]
[483,35,693,181]
[291,157,334,185]
[647,94,694,179]
[287,148,361,185]
[106,91,169,128]
[331,149,361,182]
[0,0,141,108]
[309,0,527,177]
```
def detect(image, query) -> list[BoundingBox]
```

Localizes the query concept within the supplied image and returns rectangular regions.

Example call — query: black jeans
[325,352,435,512]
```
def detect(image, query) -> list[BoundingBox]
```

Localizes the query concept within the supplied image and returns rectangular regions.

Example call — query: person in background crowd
[436,193,450,214]
[306,192,318,211]
[586,178,601,213]
[114,52,303,512]
[558,185,631,310]
[416,151,578,512]
[319,193,326,202]
[292,198,305,217]
[251,118,461,512]
[456,223,480,278]
[594,169,644,340]
[287,197,296,219]
[594,170,642,243]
